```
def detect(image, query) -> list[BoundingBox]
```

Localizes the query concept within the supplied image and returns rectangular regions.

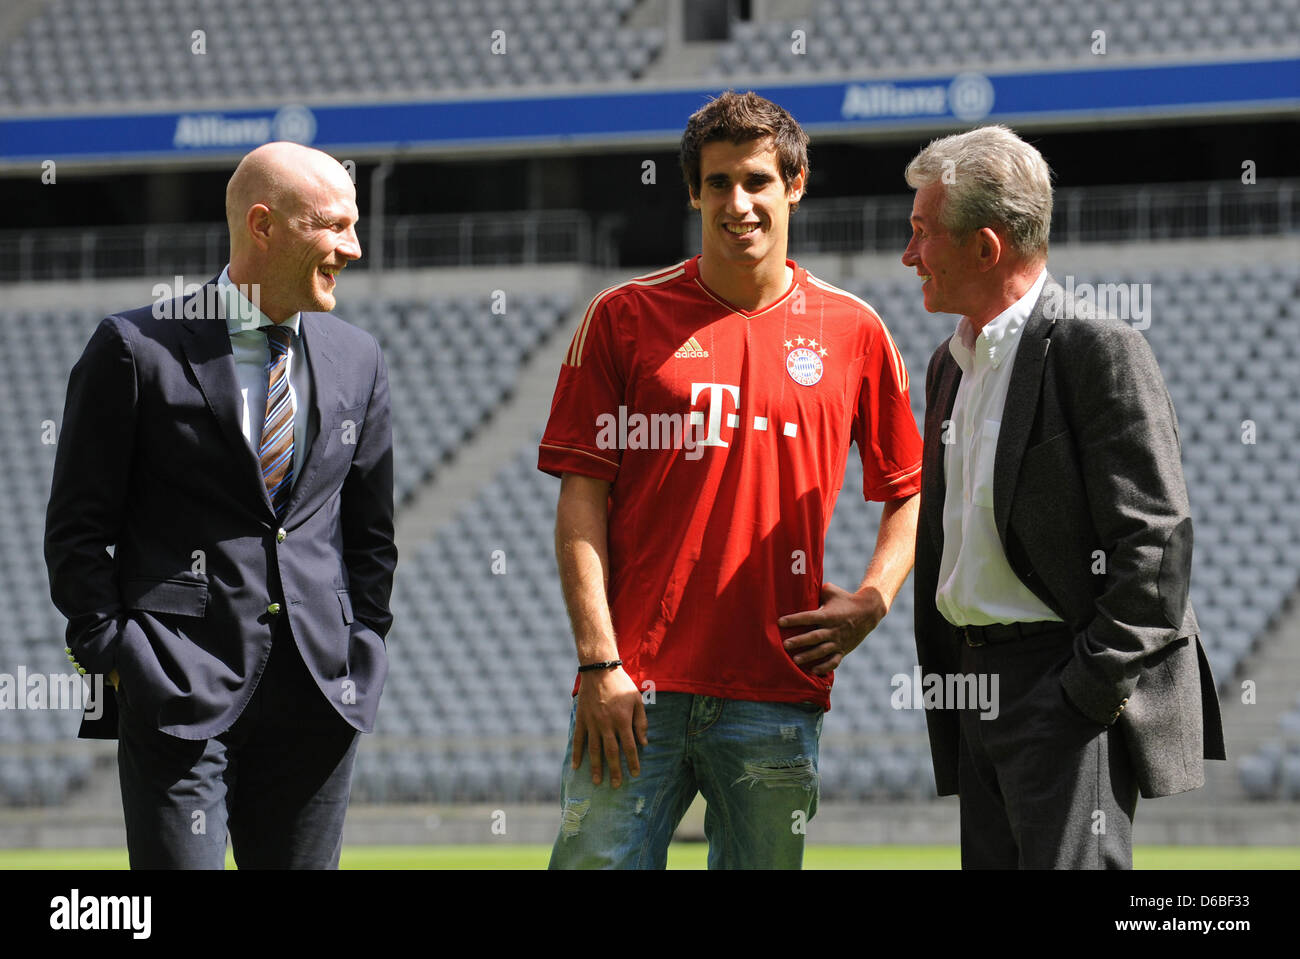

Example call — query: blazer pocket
[121,578,209,617]
[337,589,355,625]
[1023,429,1073,461]
[1019,430,1085,510]
[326,404,368,461]
[330,403,367,433]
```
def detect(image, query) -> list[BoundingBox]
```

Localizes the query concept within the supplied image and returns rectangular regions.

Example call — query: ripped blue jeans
[548,692,823,869]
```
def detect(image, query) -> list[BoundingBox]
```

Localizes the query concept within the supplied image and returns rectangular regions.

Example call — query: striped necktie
[260,324,295,519]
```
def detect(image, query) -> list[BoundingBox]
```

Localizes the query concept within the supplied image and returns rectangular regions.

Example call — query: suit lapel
[992,274,1059,544]
[924,348,962,556]
[283,312,338,519]
[178,279,277,517]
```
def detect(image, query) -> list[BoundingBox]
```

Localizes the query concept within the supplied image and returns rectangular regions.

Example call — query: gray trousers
[956,628,1138,869]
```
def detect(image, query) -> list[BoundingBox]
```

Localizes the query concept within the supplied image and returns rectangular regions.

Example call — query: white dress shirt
[936,267,1061,627]
[217,265,313,486]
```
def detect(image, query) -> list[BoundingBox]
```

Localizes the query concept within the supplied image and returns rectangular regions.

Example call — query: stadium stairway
[390,268,584,560]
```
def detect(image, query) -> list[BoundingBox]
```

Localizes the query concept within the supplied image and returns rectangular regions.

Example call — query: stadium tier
[0,0,659,110]
[711,0,1300,79]
[4,256,1297,807]
[3,0,1297,113]
[5,255,1299,805]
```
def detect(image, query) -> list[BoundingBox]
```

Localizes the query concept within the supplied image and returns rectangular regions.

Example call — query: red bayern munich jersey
[539,255,922,709]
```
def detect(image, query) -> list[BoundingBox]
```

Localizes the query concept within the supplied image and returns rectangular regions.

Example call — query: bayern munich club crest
[784,336,827,386]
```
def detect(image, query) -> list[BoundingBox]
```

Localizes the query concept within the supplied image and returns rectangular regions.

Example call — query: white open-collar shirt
[936,267,1062,627]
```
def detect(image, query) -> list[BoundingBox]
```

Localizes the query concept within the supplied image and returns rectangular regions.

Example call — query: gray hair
[904,125,1053,260]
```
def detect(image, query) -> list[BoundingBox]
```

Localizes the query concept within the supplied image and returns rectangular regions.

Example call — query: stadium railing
[3,179,1294,283]
[0,207,612,282]
[696,178,1300,256]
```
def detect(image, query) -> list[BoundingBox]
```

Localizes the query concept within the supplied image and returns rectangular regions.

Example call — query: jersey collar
[687,255,805,318]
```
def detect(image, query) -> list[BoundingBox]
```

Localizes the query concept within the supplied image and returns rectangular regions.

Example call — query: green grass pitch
[1,844,1297,869]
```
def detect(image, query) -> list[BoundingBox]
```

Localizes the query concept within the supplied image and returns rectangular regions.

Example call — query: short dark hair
[680,90,810,209]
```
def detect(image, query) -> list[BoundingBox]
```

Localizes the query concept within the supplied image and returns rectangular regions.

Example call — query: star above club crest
[818,346,829,357]
[794,335,805,346]
[808,338,818,349]
[783,339,792,350]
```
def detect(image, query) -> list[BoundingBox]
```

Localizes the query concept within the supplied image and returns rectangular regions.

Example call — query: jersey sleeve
[854,316,923,501]
[538,294,626,481]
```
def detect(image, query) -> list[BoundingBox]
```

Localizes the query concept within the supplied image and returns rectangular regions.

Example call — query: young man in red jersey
[538,91,922,868]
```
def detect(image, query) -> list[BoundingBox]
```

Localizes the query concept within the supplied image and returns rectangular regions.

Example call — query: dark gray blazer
[913,274,1226,799]
[45,277,397,740]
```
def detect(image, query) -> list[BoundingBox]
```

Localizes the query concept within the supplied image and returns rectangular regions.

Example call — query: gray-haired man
[903,125,1224,869]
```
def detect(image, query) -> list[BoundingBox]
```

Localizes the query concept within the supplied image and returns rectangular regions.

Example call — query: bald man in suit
[46,142,396,868]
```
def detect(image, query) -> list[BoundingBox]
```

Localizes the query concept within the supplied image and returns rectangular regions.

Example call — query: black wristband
[577,659,622,672]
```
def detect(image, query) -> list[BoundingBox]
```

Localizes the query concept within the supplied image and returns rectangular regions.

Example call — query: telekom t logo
[690,382,739,447]
[690,382,798,447]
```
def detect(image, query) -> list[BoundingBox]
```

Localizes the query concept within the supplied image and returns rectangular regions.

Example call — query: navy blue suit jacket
[45,278,396,740]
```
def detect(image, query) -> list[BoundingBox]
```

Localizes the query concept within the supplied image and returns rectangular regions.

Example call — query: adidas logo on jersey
[674,336,709,359]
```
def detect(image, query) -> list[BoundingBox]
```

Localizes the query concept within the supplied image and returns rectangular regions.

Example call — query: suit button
[276,528,286,543]
[267,603,281,615]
